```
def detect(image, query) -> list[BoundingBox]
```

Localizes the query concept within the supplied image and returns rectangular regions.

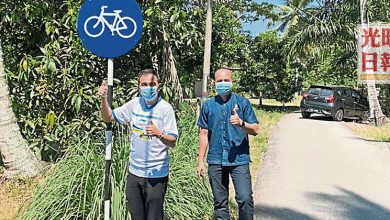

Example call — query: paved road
[254,113,390,220]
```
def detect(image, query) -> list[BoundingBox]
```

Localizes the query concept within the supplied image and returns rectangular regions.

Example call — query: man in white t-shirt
[98,69,178,220]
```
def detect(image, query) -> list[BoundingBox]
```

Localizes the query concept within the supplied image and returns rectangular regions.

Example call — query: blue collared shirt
[197,93,259,166]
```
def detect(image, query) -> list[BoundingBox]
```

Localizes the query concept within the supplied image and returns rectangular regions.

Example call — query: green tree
[273,0,314,36]
[241,31,297,104]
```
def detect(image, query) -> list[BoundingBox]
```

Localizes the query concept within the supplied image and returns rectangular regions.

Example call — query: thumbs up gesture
[97,80,108,98]
[230,108,242,126]
[145,120,162,137]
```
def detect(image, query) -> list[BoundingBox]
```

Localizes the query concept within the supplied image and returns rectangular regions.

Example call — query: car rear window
[308,87,333,96]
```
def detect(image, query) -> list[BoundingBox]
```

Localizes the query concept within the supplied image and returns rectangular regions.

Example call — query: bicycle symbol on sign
[84,6,137,39]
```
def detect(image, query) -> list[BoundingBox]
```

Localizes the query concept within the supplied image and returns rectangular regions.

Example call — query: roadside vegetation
[347,122,390,142]
[15,104,213,220]
[249,108,287,181]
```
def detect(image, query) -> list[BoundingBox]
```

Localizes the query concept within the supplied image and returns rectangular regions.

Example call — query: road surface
[254,113,390,220]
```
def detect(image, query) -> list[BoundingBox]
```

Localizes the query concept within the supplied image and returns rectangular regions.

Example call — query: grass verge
[249,108,286,182]
[228,107,287,219]
[346,122,390,142]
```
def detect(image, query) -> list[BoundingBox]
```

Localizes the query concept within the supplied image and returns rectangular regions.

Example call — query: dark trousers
[125,173,168,220]
[208,163,254,220]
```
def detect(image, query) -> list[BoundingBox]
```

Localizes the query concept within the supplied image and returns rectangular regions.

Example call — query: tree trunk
[162,25,183,103]
[201,0,213,98]
[360,0,388,125]
[259,91,263,106]
[0,40,41,179]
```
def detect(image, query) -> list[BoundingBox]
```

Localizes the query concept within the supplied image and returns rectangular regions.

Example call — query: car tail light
[325,96,336,103]
[302,93,309,98]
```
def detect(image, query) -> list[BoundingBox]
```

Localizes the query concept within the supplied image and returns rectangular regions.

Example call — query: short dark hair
[137,69,159,85]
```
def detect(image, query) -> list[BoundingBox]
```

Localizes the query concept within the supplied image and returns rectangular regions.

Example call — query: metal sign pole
[201,0,212,99]
[76,1,143,218]
[104,58,114,220]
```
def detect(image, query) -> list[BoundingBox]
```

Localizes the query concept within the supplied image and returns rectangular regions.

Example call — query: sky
[242,0,285,36]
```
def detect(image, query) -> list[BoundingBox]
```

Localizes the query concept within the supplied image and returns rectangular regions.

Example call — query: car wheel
[301,112,311,119]
[332,109,344,121]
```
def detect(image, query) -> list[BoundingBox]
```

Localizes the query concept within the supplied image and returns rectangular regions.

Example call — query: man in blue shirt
[197,68,259,220]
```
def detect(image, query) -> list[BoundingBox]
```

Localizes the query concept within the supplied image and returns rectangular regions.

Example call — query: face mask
[215,82,232,96]
[140,87,158,102]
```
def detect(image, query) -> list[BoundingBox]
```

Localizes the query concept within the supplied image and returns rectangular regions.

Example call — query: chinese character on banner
[358,24,390,84]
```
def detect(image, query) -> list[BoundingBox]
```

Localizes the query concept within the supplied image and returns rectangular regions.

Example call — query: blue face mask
[215,82,233,96]
[140,87,158,102]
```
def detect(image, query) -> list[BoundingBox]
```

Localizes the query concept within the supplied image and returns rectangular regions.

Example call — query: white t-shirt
[112,97,178,178]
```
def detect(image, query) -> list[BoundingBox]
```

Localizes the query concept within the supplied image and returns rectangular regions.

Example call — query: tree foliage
[239,31,298,104]
[0,0,205,160]
[0,0,266,161]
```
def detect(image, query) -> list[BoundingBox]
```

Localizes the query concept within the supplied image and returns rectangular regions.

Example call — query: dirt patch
[0,177,42,220]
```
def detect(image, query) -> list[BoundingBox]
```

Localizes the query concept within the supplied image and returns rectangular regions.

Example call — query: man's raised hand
[145,120,162,137]
[230,108,241,125]
[97,81,108,98]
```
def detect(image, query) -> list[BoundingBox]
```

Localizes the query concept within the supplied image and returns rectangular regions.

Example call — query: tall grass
[165,105,214,219]
[18,127,129,220]
[18,104,213,220]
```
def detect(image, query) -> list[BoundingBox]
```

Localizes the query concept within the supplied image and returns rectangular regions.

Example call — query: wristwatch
[158,132,164,140]
[239,120,245,127]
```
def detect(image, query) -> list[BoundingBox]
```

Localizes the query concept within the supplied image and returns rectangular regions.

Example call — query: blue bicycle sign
[84,6,137,39]
[77,0,143,58]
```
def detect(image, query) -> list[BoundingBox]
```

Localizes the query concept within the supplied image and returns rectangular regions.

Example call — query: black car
[300,85,369,121]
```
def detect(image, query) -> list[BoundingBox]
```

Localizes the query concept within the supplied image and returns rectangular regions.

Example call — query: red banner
[358,24,390,84]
